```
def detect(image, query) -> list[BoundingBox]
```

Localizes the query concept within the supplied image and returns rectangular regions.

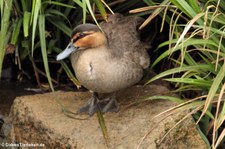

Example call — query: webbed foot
[77,92,119,116]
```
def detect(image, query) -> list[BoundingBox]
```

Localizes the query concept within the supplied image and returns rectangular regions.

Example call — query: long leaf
[93,0,107,21]
[11,18,22,45]
[84,0,101,30]
[31,0,41,56]
[42,1,76,9]
[139,0,170,29]
[171,13,204,54]
[152,38,219,67]
[82,0,87,24]
[60,61,81,88]
[38,14,54,91]
[47,18,72,36]
[170,0,203,25]
[164,78,212,89]
[97,111,110,148]
[146,65,215,84]
[198,61,225,123]
[23,11,31,37]
[0,0,3,16]
[0,0,13,78]
[73,0,83,8]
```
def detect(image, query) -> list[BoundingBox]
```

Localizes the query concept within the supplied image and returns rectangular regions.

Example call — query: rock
[4,85,207,149]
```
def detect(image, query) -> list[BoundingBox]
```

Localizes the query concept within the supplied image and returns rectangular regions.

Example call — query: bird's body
[72,46,143,93]
[57,14,150,115]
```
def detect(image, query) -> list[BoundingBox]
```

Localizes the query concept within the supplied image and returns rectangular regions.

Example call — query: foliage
[137,0,225,148]
[0,0,13,78]
[0,0,108,91]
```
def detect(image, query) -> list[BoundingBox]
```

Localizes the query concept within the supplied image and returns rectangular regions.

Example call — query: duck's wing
[100,13,150,69]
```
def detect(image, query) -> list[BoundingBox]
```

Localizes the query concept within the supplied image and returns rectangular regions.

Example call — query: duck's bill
[56,42,78,61]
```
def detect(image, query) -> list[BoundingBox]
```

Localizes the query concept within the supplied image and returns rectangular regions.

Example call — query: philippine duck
[57,13,150,116]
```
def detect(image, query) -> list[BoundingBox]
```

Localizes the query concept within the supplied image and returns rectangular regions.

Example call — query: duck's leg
[77,92,100,116]
[77,92,119,116]
[100,92,119,113]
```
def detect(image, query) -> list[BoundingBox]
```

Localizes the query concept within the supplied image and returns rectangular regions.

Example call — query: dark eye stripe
[72,38,78,43]
[72,33,91,43]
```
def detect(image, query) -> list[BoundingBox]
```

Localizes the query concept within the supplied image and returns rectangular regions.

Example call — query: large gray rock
[3,85,207,149]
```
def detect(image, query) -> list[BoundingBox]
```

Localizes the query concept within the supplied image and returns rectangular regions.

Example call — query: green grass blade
[0,0,13,78]
[11,18,22,45]
[171,13,204,53]
[84,0,101,29]
[45,9,69,21]
[215,128,225,148]
[170,0,203,25]
[42,1,76,9]
[38,14,54,91]
[152,38,219,67]
[218,99,225,127]
[60,61,81,88]
[21,0,26,12]
[143,0,155,5]
[31,0,41,56]
[196,124,211,147]
[184,52,197,66]
[164,78,212,89]
[73,0,83,8]
[145,95,184,104]
[93,0,107,20]
[188,0,201,13]
[0,0,3,16]
[23,11,31,37]
[97,111,110,148]
[146,65,215,84]
[82,0,87,24]
[47,18,72,36]
[63,1,77,17]
[200,62,225,121]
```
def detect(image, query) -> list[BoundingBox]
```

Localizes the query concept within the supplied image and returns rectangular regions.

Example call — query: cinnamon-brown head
[56,23,106,61]
[72,31,107,49]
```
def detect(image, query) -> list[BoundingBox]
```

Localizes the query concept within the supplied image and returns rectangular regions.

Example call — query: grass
[133,0,225,148]
[0,0,13,78]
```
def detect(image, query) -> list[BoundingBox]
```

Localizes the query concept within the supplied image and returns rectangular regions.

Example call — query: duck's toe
[77,92,119,116]
[101,93,119,113]
[77,93,100,116]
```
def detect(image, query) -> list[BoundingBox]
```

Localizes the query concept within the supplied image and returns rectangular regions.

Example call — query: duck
[56,13,150,116]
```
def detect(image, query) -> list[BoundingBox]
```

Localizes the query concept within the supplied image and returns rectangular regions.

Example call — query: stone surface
[3,84,207,149]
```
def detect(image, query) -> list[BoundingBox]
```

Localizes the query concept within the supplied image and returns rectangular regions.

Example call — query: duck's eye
[79,33,86,38]
[72,33,86,43]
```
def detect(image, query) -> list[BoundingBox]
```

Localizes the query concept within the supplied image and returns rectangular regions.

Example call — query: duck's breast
[71,48,143,93]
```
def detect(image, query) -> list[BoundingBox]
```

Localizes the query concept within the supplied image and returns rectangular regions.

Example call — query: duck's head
[56,23,106,61]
